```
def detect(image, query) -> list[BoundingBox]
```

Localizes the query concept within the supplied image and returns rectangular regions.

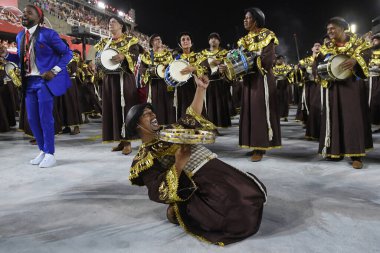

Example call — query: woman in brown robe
[94,16,140,155]
[220,7,282,162]
[273,55,292,121]
[368,35,380,130]
[127,75,267,245]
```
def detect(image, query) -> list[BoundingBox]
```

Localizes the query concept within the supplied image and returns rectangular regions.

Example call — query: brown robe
[316,37,373,157]
[238,29,282,150]
[139,49,175,125]
[58,60,82,127]
[0,67,17,132]
[94,34,140,142]
[368,76,380,124]
[129,107,267,245]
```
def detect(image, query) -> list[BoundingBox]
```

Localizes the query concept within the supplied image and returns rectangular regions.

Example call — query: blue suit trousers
[25,76,55,154]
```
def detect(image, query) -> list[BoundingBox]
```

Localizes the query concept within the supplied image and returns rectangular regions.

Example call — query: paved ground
[0,108,379,253]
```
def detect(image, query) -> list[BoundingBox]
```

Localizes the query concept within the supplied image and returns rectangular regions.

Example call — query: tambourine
[159,129,216,144]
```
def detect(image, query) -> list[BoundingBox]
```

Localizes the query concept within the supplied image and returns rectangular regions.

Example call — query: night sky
[112,0,377,63]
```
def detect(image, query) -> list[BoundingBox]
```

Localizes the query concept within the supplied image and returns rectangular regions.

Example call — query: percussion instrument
[207,57,219,75]
[224,49,257,81]
[164,59,192,87]
[317,54,352,81]
[4,62,21,87]
[159,128,216,145]
[95,48,122,72]
[148,64,166,79]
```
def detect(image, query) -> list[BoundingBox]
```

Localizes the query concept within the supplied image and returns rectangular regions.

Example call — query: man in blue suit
[0,4,72,167]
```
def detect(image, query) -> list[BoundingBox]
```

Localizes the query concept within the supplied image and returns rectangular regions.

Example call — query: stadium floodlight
[118,11,124,17]
[350,23,357,33]
[97,1,106,9]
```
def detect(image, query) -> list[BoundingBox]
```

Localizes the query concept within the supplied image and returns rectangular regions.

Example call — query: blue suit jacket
[7,26,73,96]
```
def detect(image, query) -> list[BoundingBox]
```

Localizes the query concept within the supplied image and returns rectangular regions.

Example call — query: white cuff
[52,66,62,73]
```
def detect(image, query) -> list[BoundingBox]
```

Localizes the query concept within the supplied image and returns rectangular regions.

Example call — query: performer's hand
[174,144,191,175]
[194,75,209,90]
[0,46,7,58]
[111,54,125,63]
[180,66,196,75]
[340,58,357,71]
[41,71,56,80]
[218,64,227,73]
[210,59,221,66]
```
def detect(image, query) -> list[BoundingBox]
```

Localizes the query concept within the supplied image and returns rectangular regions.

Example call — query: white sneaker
[30,151,45,165]
[39,154,56,168]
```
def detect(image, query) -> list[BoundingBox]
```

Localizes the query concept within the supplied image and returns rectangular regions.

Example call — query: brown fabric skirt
[148,78,176,125]
[305,81,322,140]
[318,79,373,157]
[175,78,196,120]
[206,79,232,127]
[175,158,266,245]
[102,72,139,142]
[0,83,17,131]
[58,78,82,126]
[240,72,281,150]
[276,79,289,118]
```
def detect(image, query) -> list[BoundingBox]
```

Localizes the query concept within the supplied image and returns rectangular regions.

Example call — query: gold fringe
[239,145,282,151]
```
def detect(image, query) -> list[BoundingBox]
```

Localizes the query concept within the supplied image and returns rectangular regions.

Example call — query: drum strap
[174,87,178,121]
[320,86,324,115]
[368,77,373,107]
[147,50,154,103]
[103,37,113,51]
[264,75,273,141]
[322,87,331,158]
[120,72,126,138]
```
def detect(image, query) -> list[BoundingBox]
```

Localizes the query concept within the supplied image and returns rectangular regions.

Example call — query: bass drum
[317,54,352,81]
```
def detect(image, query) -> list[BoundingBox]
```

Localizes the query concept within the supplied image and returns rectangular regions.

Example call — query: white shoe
[39,154,56,168]
[30,151,45,165]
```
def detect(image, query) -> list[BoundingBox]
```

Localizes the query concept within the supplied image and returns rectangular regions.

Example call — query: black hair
[244,7,265,28]
[208,32,221,42]
[26,4,44,25]
[149,33,160,47]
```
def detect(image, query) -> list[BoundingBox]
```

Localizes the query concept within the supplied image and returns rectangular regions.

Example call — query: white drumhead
[156,64,166,78]
[169,60,191,82]
[101,48,120,70]
[208,57,218,74]
[330,54,352,80]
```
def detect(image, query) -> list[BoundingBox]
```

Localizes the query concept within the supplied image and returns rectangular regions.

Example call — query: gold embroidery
[238,28,279,52]
[186,106,216,130]
[158,181,169,201]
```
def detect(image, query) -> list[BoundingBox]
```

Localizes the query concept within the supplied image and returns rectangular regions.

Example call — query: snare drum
[317,54,352,81]
[224,49,257,81]
[164,59,192,87]
[148,64,166,79]
[159,128,216,144]
[207,57,219,75]
[95,48,122,73]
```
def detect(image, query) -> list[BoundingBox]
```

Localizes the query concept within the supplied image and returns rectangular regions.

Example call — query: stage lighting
[97,1,105,9]
[118,11,124,17]
[350,23,357,33]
